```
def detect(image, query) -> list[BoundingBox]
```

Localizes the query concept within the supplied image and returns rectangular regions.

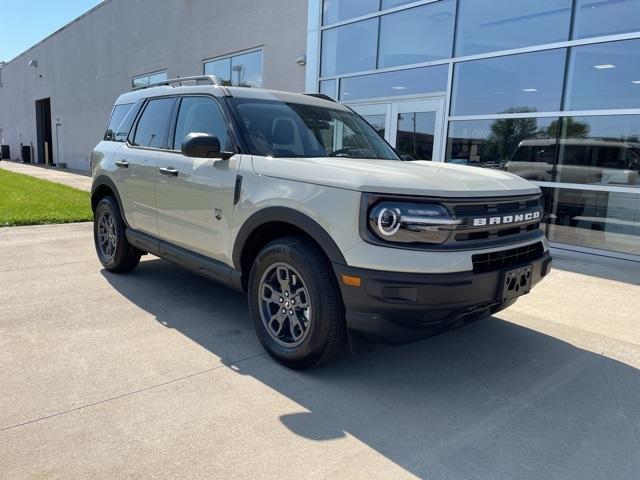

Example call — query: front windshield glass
[229,98,400,160]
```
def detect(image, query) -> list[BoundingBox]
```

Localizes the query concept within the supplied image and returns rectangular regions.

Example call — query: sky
[0,0,102,62]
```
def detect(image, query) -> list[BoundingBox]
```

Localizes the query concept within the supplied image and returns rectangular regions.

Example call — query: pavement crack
[0,351,266,434]
[0,259,93,273]
[598,338,640,449]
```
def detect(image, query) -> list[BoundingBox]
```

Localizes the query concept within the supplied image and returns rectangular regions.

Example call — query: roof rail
[304,93,337,103]
[132,75,223,91]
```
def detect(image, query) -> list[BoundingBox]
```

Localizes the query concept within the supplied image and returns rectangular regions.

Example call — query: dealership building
[0,0,639,260]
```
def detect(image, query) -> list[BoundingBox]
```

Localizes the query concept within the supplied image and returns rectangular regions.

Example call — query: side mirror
[181,132,233,159]
[104,129,115,141]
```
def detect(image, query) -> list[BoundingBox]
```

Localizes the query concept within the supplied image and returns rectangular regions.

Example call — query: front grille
[472,242,544,274]
[445,195,543,245]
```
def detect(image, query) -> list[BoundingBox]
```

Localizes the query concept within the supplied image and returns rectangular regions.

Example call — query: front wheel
[248,237,346,369]
[93,195,141,273]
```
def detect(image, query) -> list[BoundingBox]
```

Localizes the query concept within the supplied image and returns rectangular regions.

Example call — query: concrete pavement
[1,223,639,479]
[0,160,92,191]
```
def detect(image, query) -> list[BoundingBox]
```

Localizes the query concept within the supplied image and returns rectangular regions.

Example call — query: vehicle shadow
[102,258,640,480]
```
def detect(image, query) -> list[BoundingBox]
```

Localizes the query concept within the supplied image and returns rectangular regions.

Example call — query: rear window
[104,103,133,141]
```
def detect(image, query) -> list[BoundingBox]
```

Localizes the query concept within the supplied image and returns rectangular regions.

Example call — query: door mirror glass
[181,133,231,159]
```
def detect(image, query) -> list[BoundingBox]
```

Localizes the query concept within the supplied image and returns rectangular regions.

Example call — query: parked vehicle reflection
[507,138,640,186]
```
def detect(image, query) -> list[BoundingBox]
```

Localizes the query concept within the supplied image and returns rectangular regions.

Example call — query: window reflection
[360,114,386,139]
[321,19,378,76]
[556,116,640,186]
[382,0,415,8]
[565,39,640,111]
[446,117,558,173]
[319,79,337,99]
[378,1,455,68]
[543,187,640,256]
[574,0,640,39]
[323,0,378,25]
[340,65,447,101]
[451,50,566,116]
[456,0,572,56]
[204,50,263,88]
[132,71,167,88]
[204,58,232,85]
[397,112,436,160]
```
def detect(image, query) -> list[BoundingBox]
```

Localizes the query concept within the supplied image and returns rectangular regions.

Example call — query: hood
[251,156,540,198]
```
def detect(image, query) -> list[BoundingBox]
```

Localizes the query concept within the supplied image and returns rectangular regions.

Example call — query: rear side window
[131,97,175,149]
[104,103,133,141]
[173,96,232,151]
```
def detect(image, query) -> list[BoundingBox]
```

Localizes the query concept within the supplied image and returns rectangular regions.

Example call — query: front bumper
[333,251,552,344]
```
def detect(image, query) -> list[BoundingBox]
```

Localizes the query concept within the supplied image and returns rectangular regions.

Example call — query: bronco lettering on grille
[472,211,540,227]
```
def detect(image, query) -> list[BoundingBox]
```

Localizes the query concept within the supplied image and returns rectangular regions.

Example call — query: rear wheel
[93,195,141,273]
[248,237,346,369]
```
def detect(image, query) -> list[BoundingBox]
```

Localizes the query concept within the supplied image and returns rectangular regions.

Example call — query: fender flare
[91,175,127,224]
[232,207,347,269]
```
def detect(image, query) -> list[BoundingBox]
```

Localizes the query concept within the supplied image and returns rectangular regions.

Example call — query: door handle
[115,159,129,168]
[159,167,179,177]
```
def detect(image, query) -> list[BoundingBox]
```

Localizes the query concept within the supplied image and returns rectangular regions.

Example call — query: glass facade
[340,65,447,101]
[378,1,455,68]
[204,49,263,87]
[314,0,640,258]
[451,50,566,116]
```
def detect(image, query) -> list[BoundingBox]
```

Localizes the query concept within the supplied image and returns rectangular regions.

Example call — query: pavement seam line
[0,351,267,434]
[598,337,640,450]
[0,259,94,273]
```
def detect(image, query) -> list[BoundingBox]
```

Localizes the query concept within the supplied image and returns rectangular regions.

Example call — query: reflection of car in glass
[506,139,640,185]
[448,158,506,170]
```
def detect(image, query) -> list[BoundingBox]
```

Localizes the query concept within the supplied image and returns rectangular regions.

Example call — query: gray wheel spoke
[291,287,309,309]
[270,313,284,335]
[261,283,280,304]
[288,314,304,341]
[276,266,290,291]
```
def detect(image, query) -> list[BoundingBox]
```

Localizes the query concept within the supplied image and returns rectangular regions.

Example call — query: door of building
[35,98,53,165]
[351,98,445,162]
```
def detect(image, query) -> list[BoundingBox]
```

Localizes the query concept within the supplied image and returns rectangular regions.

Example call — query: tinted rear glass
[104,103,133,141]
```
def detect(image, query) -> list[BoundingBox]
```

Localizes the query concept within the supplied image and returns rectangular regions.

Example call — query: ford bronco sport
[91,75,552,369]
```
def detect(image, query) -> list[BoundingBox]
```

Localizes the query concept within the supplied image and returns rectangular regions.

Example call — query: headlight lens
[368,202,460,245]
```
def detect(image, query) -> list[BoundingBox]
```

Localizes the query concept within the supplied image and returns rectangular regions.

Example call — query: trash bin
[0,145,9,160]
[21,145,31,163]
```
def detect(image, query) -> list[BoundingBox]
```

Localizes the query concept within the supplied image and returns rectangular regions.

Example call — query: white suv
[91,76,551,369]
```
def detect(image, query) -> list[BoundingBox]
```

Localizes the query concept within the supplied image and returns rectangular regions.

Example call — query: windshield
[229,98,400,160]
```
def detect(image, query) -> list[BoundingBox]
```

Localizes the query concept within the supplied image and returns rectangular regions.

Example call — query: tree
[546,118,590,138]
[485,108,539,161]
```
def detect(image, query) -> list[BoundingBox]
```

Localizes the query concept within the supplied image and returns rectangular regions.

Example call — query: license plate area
[500,265,533,300]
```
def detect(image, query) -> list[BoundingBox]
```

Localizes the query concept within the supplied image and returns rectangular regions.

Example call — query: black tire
[93,195,141,273]
[248,237,346,369]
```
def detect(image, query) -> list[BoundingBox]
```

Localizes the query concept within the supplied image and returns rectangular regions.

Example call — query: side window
[114,101,143,142]
[131,97,175,149]
[173,96,232,151]
[104,103,133,141]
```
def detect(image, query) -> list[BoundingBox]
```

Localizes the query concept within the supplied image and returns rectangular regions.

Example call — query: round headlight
[376,207,402,236]
[368,201,460,245]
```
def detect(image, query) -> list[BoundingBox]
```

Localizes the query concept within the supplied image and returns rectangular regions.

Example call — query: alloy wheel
[258,262,312,347]
[97,211,117,260]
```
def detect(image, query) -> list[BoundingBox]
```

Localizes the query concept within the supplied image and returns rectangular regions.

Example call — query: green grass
[0,168,93,226]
